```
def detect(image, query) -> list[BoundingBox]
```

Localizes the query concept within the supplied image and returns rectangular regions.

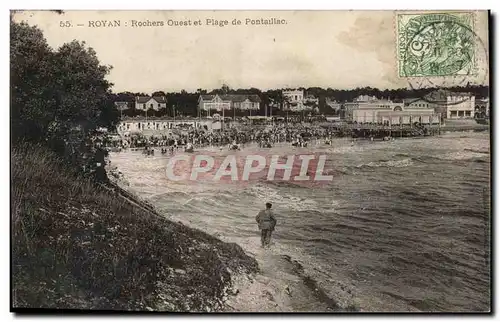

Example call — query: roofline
[136,96,167,103]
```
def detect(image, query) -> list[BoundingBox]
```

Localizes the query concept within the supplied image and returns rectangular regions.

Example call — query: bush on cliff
[12,143,258,310]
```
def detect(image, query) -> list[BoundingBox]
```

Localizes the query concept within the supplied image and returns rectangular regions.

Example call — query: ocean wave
[415,149,489,163]
[357,158,414,168]
[329,145,365,154]
[431,151,490,161]
[472,159,489,163]
[463,148,489,155]
[264,180,303,189]
[408,150,490,164]
[247,184,319,211]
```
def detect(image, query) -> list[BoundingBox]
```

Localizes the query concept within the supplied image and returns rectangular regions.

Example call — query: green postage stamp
[397,12,476,78]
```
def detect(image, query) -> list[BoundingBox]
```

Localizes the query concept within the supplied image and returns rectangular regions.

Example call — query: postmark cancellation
[397,12,477,78]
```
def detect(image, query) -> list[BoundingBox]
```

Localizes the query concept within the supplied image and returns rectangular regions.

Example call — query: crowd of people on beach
[107,123,338,154]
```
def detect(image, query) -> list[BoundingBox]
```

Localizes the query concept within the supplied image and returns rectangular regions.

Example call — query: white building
[283,89,304,103]
[403,98,435,110]
[344,99,439,125]
[354,94,378,102]
[282,89,318,111]
[423,90,476,119]
[135,96,167,111]
[446,94,475,119]
[344,99,400,123]
[198,94,261,112]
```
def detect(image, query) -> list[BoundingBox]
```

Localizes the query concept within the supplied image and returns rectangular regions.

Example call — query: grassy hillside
[11,143,258,311]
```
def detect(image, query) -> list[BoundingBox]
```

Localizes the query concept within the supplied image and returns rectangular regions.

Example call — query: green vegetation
[12,144,258,310]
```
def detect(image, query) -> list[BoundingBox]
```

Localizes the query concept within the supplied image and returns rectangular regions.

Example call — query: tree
[221,84,230,94]
[11,21,57,143]
[152,91,166,97]
[11,21,120,181]
[123,107,141,118]
[113,91,136,103]
[51,40,117,132]
[210,84,232,95]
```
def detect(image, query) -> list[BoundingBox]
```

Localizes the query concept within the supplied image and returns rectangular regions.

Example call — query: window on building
[150,104,153,109]
[295,95,298,100]
[465,111,471,117]
[450,111,458,117]
[143,104,146,109]
[158,103,161,108]
[458,111,465,117]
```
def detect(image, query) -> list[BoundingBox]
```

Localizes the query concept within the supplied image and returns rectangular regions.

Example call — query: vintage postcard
[10,10,490,313]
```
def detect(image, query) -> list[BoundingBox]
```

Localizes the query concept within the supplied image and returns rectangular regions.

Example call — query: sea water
[110,132,490,312]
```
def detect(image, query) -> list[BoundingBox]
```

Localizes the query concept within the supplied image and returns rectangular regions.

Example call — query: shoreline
[110,170,361,312]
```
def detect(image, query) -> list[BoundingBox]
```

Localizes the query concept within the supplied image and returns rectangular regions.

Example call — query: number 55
[59,21,71,27]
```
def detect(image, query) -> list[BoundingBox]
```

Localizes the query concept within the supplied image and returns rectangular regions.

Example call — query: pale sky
[13,10,489,93]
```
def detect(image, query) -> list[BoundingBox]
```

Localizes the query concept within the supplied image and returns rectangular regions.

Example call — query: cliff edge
[11,144,258,311]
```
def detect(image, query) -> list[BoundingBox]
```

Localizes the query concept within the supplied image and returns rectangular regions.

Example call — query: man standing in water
[256,202,277,248]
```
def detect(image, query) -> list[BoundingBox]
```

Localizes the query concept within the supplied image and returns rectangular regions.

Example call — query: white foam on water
[438,151,490,161]
[357,158,414,168]
[246,184,319,212]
